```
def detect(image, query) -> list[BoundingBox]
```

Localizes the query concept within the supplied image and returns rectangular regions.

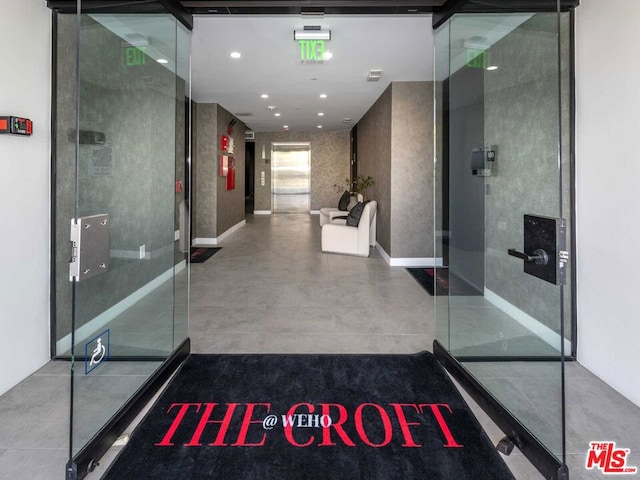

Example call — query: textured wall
[54,15,187,349]
[391,82,434,258]
[194,103,218,238]
[356,85,393,253]
[357,82,434,259]
[253,131,350,212]
[483,13,572,335]
[216,104,246,234]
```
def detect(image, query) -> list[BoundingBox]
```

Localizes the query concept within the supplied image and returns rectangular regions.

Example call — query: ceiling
[191,15,433,132]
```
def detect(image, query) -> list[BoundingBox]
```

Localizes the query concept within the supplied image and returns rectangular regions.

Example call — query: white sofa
[319,194,363,226]
[321,201,377,257]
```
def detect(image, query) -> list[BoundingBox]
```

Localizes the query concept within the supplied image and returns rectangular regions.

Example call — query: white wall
[576,0,640,407]
[0,1,52,395]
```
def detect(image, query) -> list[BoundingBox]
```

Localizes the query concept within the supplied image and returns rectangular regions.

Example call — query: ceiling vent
[367,70,382,82]
[245,130,255,140]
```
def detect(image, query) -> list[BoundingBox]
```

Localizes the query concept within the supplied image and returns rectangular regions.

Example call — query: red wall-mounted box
[0,116,33,136]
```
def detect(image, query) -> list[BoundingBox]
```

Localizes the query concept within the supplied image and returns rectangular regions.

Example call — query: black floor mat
[103,353,514,480]
[190,247,221,263]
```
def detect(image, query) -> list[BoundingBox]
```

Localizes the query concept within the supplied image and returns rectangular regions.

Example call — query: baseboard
[484,288,571,353]
[375,243,443,267]
[253,210,272,215]
[375,243,391,263]
[56,260,187,354]
[390,257,443,267]
[192,219,246,246]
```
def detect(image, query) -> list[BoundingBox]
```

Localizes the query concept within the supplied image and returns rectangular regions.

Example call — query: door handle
[508,248,549,265]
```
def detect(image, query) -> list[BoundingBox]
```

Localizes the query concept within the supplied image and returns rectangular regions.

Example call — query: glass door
[56,3,191,478]
[434,9,571,479]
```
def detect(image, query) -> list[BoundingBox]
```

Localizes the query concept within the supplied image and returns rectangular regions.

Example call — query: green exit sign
[299,40,325,62]
[123,46,147,67]
[466,48,489,69]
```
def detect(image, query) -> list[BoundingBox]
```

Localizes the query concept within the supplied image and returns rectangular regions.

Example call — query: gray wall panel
[356,84,392,254]
[216,104,246,234]
[391,82,434,259]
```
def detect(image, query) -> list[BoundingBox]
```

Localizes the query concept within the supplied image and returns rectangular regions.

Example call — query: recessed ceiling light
[487,65,498,71]
[320,93,327,99]
[157,58,168,64]
[318,112,324,116]
[323,51,333,60]
[317,125,323,129]
[283,125,289,129]
[261,94,269,99]
[230,52,242,59]
[274,113,281,117]
[343,118,352,123]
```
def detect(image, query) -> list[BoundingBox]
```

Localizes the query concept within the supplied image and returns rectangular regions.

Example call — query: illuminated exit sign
[123,46,147,67]
[299,40,325,62]
[466,48,490,69]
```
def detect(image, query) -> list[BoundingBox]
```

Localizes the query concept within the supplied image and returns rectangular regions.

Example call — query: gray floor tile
[3,213,640,480]
[0,448,68,480]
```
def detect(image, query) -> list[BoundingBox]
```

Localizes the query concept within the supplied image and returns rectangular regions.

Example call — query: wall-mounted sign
[89,145,113,177]
[123,46,147,67]
[466,48,490,69]
[85,329,110,374]
[220,155,229,176]
[299,40,326,62]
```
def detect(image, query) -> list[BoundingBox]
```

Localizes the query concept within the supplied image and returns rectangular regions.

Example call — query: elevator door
[272,143,311,213]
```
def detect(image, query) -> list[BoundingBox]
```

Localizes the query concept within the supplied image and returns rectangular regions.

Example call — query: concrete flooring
[0,213,638,479]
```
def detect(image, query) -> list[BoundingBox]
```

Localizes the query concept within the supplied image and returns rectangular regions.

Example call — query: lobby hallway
[0,214,639,479]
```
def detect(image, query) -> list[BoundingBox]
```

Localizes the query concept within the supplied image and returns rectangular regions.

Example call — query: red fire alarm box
[0,116,32,136]
[221,135,229,151]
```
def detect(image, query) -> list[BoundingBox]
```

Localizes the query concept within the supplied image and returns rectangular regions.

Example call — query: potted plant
[333,175,375,209]
[351,175,375,199]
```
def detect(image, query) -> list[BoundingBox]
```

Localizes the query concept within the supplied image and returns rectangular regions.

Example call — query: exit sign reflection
[123,46,147,67]
[466,48,490,69]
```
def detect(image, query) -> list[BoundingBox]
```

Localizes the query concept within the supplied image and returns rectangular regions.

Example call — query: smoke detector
[367,70,382,82]
[267,105,277,111]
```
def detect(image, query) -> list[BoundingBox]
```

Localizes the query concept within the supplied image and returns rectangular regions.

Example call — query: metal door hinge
[69,214,110,282]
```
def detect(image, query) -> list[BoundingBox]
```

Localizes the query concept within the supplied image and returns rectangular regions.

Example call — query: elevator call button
[0,116,33,136]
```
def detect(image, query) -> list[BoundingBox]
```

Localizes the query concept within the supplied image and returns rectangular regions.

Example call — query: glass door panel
[434,10,570,474]
[62,3,191,472]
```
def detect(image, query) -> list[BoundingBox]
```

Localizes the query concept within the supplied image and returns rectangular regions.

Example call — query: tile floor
[0,213,638,479]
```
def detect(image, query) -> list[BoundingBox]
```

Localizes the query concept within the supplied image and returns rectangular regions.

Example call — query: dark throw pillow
[346,201,369,227]
[338,190,351,211]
